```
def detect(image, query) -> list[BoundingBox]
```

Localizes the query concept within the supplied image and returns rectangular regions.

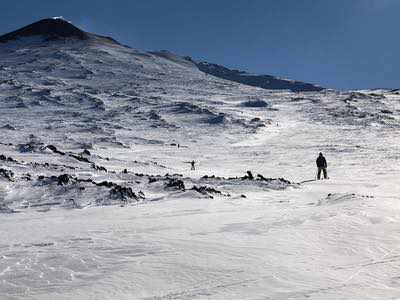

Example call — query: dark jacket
[316,156,327,168]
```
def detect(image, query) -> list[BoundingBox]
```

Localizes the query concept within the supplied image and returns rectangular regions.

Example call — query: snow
[0,35,399,299]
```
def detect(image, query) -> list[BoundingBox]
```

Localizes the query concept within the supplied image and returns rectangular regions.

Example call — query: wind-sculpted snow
[317,193,375,206]
[298,90,400,127]
[0,141,293,211]
[1,20,400,299]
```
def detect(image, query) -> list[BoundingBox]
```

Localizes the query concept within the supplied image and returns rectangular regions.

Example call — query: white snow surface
[0,37,400,299]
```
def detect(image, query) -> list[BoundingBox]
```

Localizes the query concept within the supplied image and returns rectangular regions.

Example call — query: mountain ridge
[195,61,324,92]
[0,18,322,91]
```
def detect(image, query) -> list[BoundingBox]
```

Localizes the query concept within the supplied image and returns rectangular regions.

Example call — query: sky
[0,0,399,90]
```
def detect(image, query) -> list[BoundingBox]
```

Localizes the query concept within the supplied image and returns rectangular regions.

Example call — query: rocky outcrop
[196,62,323,92]
[0,168,14,181]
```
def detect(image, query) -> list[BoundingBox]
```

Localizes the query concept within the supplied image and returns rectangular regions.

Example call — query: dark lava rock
[202,172,291,186]
[240,100,269,108]
[46,145,65,155]
[192,185,223,195]
[57,174,70,186]
[149,110,161,120]
[1,124,15,130]
[110,186,138,201]
[250,117,261,123]
[148,177,158,183]
[205,113,225,125]
[22,173,32,181]
[257,174,291,184]
[164,178,185,191]
[243,171,254,180]
[69,154,91,163]
[96,181,114,188]
[82,149,91,156]
[0,168,14,181]
[92,163,107,172]
[18,142,41,153]
[0,154,18,162]
[202,175,217,179]
[381,109,393,114]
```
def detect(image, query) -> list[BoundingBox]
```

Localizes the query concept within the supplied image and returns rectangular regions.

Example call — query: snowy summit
[0,18,88,43]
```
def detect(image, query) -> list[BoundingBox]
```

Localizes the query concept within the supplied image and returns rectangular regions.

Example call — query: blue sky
[1,0,399,90]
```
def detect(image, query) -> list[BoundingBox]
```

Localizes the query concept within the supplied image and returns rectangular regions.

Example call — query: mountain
[0,17,119,45]
[0,17,322,92]
[0,18,399,300]
[196,61,323,92]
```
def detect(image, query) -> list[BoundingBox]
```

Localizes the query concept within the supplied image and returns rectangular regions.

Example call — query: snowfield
[1,20,400,299]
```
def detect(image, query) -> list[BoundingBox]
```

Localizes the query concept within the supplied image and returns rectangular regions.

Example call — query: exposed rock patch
[0,168,14,181]
[240,100,269,108]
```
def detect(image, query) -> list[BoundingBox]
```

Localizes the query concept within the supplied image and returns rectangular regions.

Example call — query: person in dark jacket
[316,152,328,180]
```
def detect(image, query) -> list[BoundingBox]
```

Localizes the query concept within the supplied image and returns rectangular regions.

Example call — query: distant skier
[316,152,328,180]
[183,160,196,170]
[190,160,195,170]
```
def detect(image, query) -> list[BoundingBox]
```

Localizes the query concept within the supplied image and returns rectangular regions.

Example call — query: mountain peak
[0,18,89,43]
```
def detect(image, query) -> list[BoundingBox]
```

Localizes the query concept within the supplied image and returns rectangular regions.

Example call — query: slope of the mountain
[0,18,399,300]
[196,61,324,92]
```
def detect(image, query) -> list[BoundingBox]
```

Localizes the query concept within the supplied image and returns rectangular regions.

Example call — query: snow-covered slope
[0,18,399,299]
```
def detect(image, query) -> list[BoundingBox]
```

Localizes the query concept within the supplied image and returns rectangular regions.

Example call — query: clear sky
[1,0,399,90]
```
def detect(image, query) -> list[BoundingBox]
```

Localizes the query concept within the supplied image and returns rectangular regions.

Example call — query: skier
[316,152,328,180]
[190,160,195,170]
